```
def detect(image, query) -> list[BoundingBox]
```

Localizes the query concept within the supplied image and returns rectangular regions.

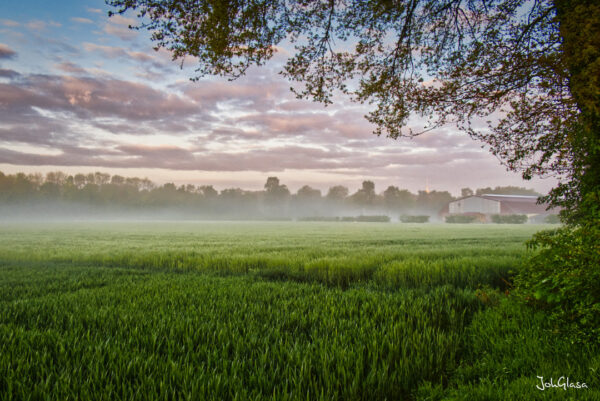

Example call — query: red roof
[479,194,555,215]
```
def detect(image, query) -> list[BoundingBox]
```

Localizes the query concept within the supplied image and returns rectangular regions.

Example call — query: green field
[1,223,598,400]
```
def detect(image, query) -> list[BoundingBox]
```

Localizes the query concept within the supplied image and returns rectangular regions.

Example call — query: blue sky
[0,0,556,194]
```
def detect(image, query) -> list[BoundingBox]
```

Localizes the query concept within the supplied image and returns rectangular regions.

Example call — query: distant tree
[362,181,375,194]
[218,188,255,217]
[140,178,155,192]
[162,183,176,191]
[475,186,541,196]
[293,185,322,217]
[461,188,474,198]
[85,173,96,185]
[220,188,245,199]
[37,171,68,199]
[78,182,100,204]
[383,186,415,212]
[45,171,68,185]
[326,185,349,202]
[199,185,218,199]
[147,183,179,207]
[62,176,79,201]
[73,174,86,189]
[264,177,290,216]
[0,172,36,201]
[124,177,142,190]
[27,173,43,189]
[474,187,492,196]
[94,172,110,186]
[39,181,61,199]
[383,186,400,210]
[264,177,278,192]
[101,179,140,205]
[351,181,378,209]
[417,190,454,214]
[110,175,125,185]
[296,185,322,200]
[264,177,290,199]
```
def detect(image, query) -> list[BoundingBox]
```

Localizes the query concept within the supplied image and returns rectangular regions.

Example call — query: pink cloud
[182,79,288,111]
[71,17,94,24]
[2,75,200,121]
[0,69,19,78]
[25,20,61,30]
[82,43,170,74]
[0,19,19,27]
[103,15,137,40]
[55,62,88,75]
[0,43,16,59]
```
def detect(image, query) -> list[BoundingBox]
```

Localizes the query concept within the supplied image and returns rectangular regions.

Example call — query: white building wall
[449,196,500,214]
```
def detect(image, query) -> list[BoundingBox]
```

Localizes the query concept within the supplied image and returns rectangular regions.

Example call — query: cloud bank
[0,10,556,194]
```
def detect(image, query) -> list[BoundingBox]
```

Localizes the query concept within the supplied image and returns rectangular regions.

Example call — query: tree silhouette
[263,176,291,216]
[326,186,349,202]
[351,181,378,209]
[460,188,473,198]
[383,185,415,212]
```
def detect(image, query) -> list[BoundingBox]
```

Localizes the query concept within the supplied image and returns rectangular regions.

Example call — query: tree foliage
[351,180,377,207]
[383,185,415,212]
[107,0,599,221]
[326,185,349,202]
[517,216,600,343]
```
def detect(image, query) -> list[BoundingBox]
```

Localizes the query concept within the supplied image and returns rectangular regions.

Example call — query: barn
[443,194,555,221]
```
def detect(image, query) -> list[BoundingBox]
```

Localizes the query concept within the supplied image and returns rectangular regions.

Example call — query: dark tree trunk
[553,0,600,222]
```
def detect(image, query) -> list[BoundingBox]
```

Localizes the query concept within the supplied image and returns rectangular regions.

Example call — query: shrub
[445,214,477,224]
[515,217,600,344]
[416,294,600,399]
[355,215,390,222]
[491,214,528,224]
[399,215,430,223]
[298,216,340,222]
[337,215,391,222]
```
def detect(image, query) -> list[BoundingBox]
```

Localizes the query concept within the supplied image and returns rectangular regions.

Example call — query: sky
[0,0,557,195]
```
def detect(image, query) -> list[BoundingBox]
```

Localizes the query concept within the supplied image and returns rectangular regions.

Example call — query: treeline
[0,171,540,220]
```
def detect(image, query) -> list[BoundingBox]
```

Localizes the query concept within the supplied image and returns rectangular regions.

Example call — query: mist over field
[0,200,441,222]
[0,170,546,223]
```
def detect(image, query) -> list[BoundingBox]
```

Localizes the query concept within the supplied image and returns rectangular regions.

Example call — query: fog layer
[0,171,542,222]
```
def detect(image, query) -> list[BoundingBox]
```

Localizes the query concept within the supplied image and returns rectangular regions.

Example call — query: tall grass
[0,222,537,289]
[1,269,480,400]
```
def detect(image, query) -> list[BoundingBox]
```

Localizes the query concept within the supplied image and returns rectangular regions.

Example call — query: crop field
[1,222,598,400]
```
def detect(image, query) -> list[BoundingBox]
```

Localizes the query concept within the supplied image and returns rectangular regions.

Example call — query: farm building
[441,194,556,222]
